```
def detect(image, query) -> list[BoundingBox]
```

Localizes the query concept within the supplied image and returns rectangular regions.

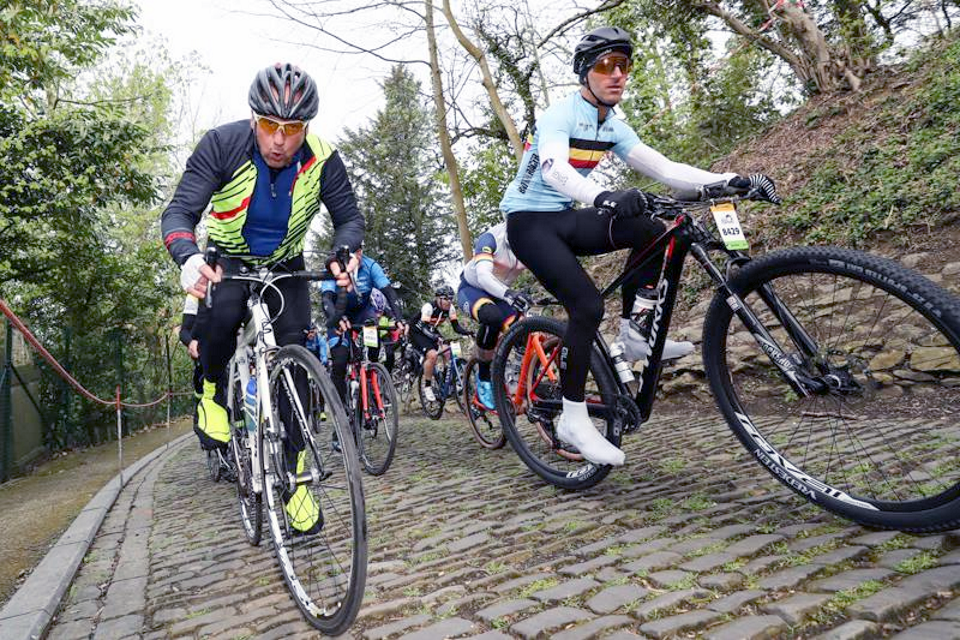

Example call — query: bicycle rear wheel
[463,357,506,449]
[355,362,399,475]
[260,345,366,634]
[229,372,261,545]
[491,316,619,490]
[703,246,960,532]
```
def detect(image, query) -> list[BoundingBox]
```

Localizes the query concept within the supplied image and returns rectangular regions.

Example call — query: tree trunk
[425,0,473,262]
[442,0,525,161]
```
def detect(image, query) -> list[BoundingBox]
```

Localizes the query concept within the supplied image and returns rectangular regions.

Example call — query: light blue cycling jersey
[500,91,640,214]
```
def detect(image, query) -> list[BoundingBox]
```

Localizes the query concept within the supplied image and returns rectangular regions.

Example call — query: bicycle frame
[345,328,387,422]
[591,205,825,425]
[226,288,282,497]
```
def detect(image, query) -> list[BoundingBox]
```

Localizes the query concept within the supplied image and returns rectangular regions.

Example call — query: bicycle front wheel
[452,357,468,415]
[491,316,620,490]
[703,246,960,532]
[463,357,506,449]
[260,345,366,634]
[355,362,399,475]
[418,370,445,420]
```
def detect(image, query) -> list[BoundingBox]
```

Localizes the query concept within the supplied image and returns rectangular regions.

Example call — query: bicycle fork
[690,243,821,398]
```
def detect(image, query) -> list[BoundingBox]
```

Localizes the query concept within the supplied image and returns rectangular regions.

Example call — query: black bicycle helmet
[435,285,455,298]
[572,26,634,85]
[248,63,319,121]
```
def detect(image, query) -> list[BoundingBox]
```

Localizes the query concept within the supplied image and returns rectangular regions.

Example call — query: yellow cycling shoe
[285,485,323,535]
[195,381,230,449]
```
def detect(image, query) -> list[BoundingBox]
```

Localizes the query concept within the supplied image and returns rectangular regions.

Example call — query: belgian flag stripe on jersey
[569,138,616,170]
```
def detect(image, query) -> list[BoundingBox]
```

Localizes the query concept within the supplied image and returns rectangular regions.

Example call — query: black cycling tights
[200,256,310,397]
[507,208,665,401]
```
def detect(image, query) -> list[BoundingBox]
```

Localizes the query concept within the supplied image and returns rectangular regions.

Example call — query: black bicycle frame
[590,211,820,426]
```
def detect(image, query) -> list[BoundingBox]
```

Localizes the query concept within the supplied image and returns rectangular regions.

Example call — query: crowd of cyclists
[166,25,780,535]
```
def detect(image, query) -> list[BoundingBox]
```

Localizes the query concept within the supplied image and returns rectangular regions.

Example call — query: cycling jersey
[500,91,736,214]
[461,222,525,301]
[321,255,393,315]
[161,120,364,266]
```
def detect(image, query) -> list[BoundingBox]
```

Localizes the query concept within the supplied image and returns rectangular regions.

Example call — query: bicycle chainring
[616,393,643,434]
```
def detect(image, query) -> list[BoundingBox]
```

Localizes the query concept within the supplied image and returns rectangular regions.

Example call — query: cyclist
[409,285,473,402]
[305,323,329,365]
[500,27,779,466]
[321,251,405,406]
[161,63,364,534]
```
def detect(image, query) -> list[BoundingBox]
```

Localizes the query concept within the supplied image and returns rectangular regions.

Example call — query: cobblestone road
[45,407,960,640]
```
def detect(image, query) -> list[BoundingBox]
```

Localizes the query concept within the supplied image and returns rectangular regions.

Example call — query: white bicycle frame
[226,287,280,497]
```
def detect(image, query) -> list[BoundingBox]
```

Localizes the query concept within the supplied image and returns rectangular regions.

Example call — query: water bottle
[244,377,258,433]
[609,341,635,384]
[631,287,658,338]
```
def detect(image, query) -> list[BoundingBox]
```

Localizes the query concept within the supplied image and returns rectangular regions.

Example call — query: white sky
[135,0,392,143]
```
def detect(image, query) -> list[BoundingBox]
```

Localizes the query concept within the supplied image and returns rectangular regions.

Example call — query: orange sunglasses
[592,55,632,76]
[254,113,307,137]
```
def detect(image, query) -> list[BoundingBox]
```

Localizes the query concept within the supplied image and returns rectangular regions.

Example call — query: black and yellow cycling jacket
[161,119,364,266]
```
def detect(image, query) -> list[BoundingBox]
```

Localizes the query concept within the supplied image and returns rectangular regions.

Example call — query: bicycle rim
[356,363,398,475]
[463,358,506,449]
[492,316,617,490]
[704,247,960,532]
[261,345,366,634]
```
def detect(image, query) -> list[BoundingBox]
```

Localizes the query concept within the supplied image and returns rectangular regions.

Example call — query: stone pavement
[39,409,960,639]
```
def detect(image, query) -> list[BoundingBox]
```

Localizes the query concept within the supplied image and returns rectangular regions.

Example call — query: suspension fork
[689,243,819,396]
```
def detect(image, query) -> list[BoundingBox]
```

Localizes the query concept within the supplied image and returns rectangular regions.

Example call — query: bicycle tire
[259,345,366,634]
[463,357,506,449]
[702,246,960,532]
[491,316,620,490]
[418,369,445,420]
[229,374,262,545]
[206,449,222,482]
[452,357,468,415]
[355,362,399,476]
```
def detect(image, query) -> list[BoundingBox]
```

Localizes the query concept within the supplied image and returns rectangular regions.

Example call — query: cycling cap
[369,288,388,313]
[248,63,319,121]
[572,27,634,84]
[435,285,454,299]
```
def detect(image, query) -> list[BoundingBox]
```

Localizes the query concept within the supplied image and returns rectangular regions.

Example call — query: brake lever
[203,246,219,309]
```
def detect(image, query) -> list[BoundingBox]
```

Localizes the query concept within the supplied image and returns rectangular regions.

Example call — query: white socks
[556,398,625,466]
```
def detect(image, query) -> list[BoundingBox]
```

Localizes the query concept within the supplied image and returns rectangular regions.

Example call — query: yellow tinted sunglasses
[254,114,307,137]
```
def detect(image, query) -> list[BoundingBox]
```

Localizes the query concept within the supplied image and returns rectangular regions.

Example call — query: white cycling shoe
[619,318,695,362]
[423,384,437,403]
[556,398,625,466]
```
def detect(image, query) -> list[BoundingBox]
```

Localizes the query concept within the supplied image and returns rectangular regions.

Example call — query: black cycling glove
[503,289,534,314]
[726,174,782,205]
[594,189,647,218]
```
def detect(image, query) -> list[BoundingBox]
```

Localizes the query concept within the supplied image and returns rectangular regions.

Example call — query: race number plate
[363,325,379,347]
[451,341,462,357]
[711,202,749,250]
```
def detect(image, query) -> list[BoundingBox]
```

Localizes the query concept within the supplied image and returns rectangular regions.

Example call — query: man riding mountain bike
[500,26,779,467]
[161,63,364,534]
[409,286,473,403]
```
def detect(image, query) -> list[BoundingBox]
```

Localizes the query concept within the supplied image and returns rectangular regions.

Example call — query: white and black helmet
[248,63,319,121]
[572,26,634,84]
